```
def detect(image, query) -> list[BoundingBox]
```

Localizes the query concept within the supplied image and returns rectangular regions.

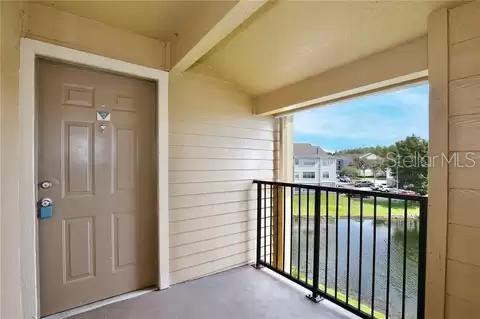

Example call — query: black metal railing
[253,180,427,319]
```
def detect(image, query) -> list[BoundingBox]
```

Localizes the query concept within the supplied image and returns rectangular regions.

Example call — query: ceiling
[193,0,456,96]
[36,1,459,97]
[35,1,237,41]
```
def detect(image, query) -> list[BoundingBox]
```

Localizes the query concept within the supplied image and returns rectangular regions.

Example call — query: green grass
[290,266,385,318]
[292,193,419,219]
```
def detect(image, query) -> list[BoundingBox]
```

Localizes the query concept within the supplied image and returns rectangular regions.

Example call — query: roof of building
[359,153,381,160]
[335,153,382,161]
[294,143,333,158]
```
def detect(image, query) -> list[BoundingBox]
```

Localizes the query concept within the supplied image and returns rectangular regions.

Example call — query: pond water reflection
[290,217,420,319]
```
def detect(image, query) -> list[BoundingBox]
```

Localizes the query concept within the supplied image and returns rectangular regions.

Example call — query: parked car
[354,180,374,188]
[338,176,351,183]
[384,187,399,194]
[372,185,389,192]
[398,189,417,196]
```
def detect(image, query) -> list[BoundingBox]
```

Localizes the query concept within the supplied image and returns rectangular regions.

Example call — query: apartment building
[293,143,337,186]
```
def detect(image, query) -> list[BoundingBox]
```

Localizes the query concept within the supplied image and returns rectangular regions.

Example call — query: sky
[293,83,429,152]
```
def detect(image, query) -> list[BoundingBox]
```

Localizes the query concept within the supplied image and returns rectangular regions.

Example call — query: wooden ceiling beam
[171,1,267,73]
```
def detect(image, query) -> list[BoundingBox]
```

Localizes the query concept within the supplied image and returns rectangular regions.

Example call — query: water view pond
[289,217,420,319]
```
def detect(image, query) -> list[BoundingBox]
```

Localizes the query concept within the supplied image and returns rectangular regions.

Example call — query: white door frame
[19,38,170,319]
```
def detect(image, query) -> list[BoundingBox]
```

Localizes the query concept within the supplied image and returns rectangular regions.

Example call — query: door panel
[63,84,95,108]
[115,128,136,191]
[113,212,137,270]
[64,122,94,195]
[63,217,95,282]
[38,59,157,316]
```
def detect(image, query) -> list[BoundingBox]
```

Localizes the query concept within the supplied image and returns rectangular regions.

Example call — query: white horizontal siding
[169,72,276,284]
[170,221,254,248]
[169,169,274,183]
[170,210,257,234]
[171,189,259,209]
[169,115,275,132]
[170,133,275,150]
[169,158,274,171]
[170,145,276,160]
[170,229,258,259]
[170,239,258,272]
[170,251,256,284]
[170,199,272,222]
[170,180,255,196]
[170,121,276,141]
[447,3,480,315]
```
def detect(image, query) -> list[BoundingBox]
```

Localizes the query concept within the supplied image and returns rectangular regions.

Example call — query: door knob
[39,180,53,190]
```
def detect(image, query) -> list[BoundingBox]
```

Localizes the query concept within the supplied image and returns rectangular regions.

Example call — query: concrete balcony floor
[68,265,357,319]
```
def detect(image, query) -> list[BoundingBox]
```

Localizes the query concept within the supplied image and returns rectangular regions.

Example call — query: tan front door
[37,59,157,316]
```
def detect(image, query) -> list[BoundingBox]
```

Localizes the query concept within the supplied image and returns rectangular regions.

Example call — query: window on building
[303,160,315,166]
[294,173,299,179]
[322,171,329,179]
[303,172,315,179]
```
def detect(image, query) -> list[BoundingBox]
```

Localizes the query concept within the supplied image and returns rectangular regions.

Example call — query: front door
[37,59,157,316]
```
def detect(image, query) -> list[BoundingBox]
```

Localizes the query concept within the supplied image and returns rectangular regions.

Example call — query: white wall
[168,71,277,284]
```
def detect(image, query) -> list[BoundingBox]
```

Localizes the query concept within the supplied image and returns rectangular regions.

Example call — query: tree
[387,135,428,195]
[340,165,358,178]
[370,158,387,183]
[353,157,368,177]
[335,145,396,157]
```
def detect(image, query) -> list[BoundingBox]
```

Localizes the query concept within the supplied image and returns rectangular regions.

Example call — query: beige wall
[446,2,480,318]
[168,71,276,284]
[1,2,25,319]
[0,3,168,318]
[25,3,168,70]
[1,3,276,316]
[428,2,480,318]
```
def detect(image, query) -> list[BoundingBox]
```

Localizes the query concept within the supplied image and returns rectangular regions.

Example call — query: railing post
[307,188,322,302]
[254,182,262,269]
[417,197,428,319]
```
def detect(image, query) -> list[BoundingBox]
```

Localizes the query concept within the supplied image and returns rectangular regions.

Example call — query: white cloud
[294,85,428,144]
